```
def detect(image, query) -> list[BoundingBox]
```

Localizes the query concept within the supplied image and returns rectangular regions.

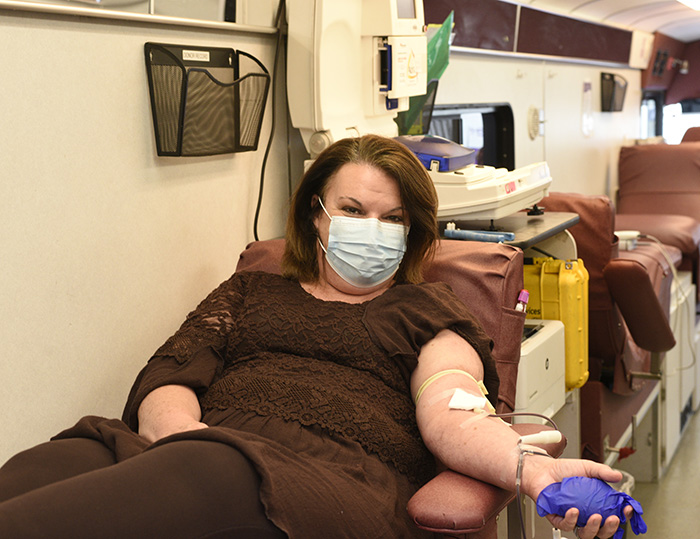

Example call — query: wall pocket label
[182,50,210,62]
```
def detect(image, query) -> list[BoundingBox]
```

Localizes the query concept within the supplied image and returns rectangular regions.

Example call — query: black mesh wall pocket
[145,42,270,157]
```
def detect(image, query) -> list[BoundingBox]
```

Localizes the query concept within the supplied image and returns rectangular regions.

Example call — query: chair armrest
[615,214,700,256]
[407,424,566,535]
[408,470,514,535]
[603,259,675,352]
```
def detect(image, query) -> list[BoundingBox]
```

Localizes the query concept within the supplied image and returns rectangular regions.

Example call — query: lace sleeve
[153,272,247,364]
[121,272,249,429]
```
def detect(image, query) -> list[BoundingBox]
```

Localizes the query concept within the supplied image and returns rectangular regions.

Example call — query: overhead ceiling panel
[523,0,700,42]
[602,4,688,27]
[660,18,700,42]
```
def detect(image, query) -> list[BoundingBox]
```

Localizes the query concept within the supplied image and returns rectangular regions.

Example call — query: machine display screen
[396,0,416,19]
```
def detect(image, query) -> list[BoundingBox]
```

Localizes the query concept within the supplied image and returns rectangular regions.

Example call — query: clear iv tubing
[490,411,560,539]
[494,411,559,431]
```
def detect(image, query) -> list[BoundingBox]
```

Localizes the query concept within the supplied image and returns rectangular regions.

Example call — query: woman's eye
[385,215,404,223]
[343,207,362,215]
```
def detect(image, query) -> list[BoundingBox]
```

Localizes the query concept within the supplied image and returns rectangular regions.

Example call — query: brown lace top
[123,271,497,486]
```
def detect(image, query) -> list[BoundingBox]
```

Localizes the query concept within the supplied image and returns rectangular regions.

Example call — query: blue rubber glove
[536,476,647,538]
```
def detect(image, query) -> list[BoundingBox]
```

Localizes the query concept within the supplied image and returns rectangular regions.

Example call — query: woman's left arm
[412,329,628,539]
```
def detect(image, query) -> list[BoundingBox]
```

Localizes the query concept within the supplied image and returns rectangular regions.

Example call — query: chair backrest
[617,142,700,220]
[235,238,526,413]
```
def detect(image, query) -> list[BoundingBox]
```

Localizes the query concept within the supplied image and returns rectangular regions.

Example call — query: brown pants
[0,438,287,538]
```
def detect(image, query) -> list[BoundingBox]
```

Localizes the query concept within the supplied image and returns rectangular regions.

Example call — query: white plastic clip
[519,431,563,445]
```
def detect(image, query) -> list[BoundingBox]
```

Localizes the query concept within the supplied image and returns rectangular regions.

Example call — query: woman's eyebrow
[338,196,404,213]
[337,196,363,206]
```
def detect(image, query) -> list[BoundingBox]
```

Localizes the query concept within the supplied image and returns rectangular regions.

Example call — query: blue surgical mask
[317,198,408,288]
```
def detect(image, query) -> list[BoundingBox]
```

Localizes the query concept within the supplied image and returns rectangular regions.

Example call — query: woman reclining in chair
[0,135,630,538]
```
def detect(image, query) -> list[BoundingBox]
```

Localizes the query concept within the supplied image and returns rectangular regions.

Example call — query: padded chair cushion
[615,242,682,319]
[409,470,513,534]
[237,238,285,274]
[539,193,616,312]
[617,143,700,219]
[423,241,525,414]
[616,146,700,299]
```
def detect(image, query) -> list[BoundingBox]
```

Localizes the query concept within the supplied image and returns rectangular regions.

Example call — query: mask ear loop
[315,196,332,254]
[317,197,332,221]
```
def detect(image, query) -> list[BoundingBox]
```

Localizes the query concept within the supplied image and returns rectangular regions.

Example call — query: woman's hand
[549,507,631,539]
[137,385,208,443]
[523,456,633,539]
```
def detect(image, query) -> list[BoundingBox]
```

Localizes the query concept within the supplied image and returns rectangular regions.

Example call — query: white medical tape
[444,388,506,429]
[426,388,462,407]
[458,410,492,429]
[448,387,488,411]
[414,369,489,405]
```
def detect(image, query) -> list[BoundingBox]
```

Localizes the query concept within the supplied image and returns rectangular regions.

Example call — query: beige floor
[631,409,700,538]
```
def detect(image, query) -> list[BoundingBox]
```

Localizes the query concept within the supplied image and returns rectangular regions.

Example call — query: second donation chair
[540,192,678,464]
[615,141,700,301]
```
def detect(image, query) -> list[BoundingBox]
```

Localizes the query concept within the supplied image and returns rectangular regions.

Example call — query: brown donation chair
[681,126,700,142]
[236,238,566,539]
[615,142,700,300]
[540,193,679,462]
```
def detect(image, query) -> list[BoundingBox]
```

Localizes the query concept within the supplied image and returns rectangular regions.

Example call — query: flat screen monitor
[396,0,416,19]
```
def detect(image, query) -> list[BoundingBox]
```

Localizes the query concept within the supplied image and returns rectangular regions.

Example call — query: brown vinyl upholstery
[681,126,700,143]
[235,238,566,538]
[539,192,679,462]
[617,143,700,218]
[616,143,700,297]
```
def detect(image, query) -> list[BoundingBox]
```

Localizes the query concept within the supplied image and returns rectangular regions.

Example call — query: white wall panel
[0,8,286,464]
[435,49,641,196]
[543,63,641,197]
[435,52,546,169]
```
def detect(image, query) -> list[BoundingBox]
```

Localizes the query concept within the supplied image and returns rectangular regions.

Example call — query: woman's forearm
[413,330,551,500]
[415,372,526,491]
[137,384,206,443]
[413,331,621,504]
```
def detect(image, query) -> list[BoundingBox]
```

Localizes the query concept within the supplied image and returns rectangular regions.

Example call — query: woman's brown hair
[282,134,439,283]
